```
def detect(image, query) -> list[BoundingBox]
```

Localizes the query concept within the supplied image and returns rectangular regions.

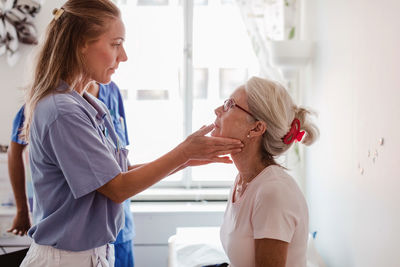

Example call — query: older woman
[213,77,319,267]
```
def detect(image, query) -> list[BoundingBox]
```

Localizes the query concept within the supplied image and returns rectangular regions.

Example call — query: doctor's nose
[119,45,128,62]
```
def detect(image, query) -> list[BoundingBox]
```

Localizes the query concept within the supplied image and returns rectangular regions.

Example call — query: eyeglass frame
[223,98,257,120]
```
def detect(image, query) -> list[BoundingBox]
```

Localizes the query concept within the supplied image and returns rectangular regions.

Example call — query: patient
[212,76,319,267]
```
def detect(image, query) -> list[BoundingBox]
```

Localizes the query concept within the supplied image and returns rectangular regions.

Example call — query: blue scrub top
[28,82,123,251]
[11,106,33,212]
[98,82,129,147]
[11,82,135,245]
[11,106,27,145]
[98,82,135,244]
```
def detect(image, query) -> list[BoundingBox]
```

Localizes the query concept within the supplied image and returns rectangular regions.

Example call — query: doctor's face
[81,17,127,84]
[212,87,255,141]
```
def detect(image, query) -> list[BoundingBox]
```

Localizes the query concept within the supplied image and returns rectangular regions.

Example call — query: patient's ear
[249,121,266,137]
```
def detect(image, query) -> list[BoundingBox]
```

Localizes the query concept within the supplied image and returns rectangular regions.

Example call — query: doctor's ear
[81,42,89,54]
[80,38,94,55]
[248,121,267,138]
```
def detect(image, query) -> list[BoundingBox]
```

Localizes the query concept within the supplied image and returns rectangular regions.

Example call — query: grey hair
[244,76,319,162]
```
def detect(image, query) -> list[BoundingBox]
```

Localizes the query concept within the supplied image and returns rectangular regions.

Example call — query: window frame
[116,0,261,199]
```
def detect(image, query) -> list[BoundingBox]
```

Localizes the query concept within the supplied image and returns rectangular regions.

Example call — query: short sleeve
[11,106,27,145]
[44,113,122,199]
[251,182,298,242]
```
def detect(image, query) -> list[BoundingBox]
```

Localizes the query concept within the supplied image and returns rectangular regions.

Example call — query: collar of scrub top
[56,81,121,151]
[82,90,121,152]
[81,91,107,122]
[55,81,103,122]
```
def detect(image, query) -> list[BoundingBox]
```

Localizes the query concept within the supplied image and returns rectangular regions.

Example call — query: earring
[247,134,250,138]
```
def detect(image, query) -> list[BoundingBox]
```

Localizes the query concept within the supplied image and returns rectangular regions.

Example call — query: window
[193,68,208,99]
[219,68,248,99]
[137,0,169,6]
[113,0,259,200]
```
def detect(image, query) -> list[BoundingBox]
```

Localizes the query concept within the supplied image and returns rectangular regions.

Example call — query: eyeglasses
[223,98,257,120]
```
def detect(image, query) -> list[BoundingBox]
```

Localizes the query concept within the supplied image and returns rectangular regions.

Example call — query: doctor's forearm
[127,164,144,171]
[98,146,187,203]
[98,125,243,203]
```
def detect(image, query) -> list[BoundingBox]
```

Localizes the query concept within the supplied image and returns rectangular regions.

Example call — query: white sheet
[168,227,326,267]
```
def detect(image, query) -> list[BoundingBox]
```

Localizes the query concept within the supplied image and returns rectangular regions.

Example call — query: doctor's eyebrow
[112,37,125,41]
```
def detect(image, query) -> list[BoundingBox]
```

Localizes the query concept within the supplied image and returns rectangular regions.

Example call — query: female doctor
[19,0,243,266]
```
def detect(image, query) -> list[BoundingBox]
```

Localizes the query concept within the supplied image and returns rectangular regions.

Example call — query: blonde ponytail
[294,107,319,146]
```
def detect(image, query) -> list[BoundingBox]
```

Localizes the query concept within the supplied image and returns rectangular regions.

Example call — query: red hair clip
[283,118,305,145]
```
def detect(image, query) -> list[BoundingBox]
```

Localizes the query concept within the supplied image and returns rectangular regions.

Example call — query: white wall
[303,0,400,266]
[0,0,66,145]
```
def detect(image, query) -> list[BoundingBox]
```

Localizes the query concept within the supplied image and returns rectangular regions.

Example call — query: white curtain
[235,0,299,83]
[235,0,305,188]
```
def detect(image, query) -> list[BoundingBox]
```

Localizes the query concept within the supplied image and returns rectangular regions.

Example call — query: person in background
[19,0,243,266]
[87,81,135,267]
[212,76,319,267]
[8,81,136,267]
[7,107,30,236]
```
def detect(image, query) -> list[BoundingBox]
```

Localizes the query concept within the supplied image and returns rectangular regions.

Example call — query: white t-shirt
[220,165,309,267]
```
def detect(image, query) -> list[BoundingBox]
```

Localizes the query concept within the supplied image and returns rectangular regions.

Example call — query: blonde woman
[19,0,243,266]
[213,77,319,267]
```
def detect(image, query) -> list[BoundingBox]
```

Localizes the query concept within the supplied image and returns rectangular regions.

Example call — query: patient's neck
[232,139,268,184]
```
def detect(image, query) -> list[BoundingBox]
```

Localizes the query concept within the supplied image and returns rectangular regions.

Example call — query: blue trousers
[114,240,134,267]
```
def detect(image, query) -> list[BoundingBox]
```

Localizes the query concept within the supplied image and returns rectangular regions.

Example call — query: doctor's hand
[178,124,243,164]
[7,210,31,236]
